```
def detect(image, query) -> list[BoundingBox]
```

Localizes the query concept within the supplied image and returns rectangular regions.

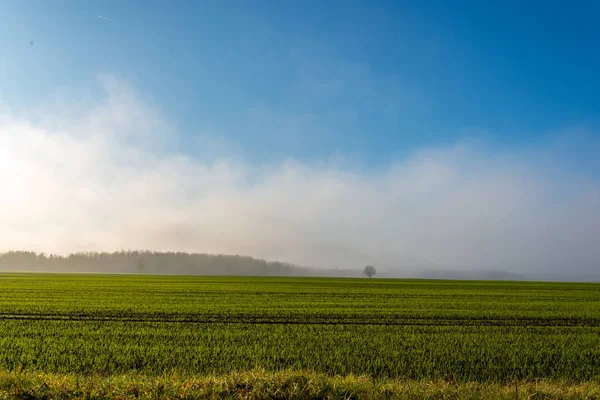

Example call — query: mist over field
[1,76,599,280]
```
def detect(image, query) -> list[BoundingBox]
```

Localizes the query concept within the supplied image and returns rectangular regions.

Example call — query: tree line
[0,251,359,277]
[0,251,306,276]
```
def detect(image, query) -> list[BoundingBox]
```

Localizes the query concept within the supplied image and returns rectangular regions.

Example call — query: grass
[0,273,599,397]
[1,369,600,399]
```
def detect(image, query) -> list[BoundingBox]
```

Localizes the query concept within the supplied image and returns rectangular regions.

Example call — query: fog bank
[1,76,599,279]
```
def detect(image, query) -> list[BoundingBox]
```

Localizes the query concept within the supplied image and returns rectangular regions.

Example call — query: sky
[0,1,599,278]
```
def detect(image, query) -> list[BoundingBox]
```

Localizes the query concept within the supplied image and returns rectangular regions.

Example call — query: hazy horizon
[1,250,596,282]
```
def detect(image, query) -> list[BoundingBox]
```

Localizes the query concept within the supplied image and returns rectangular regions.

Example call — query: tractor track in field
[0,313,597,327]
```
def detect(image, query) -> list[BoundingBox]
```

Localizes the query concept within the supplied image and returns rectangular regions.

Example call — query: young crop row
[0,275,599,325]
[0,274,599,382]
[0,319,599,381]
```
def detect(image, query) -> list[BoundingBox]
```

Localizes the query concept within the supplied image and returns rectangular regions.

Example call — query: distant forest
[3,251,581,281]
[0,251,356,276]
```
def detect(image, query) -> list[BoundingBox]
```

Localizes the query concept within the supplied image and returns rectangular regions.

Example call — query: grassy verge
[0,370,598,399]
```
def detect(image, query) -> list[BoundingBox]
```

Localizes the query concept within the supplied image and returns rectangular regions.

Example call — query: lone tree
[363,265,376,278]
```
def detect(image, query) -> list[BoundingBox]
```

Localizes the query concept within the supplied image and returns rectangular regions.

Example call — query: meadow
[0,274,599,398]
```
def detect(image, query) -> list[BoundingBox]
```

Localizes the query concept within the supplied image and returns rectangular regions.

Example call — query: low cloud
[1,76,599,278]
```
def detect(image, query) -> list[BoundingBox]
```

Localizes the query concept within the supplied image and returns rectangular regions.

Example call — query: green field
[0,274,599,384]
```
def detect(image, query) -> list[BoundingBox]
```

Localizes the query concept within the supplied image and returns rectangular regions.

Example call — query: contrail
[96,15,113,21]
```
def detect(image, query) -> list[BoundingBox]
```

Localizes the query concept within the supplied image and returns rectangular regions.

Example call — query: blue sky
[1,1,600,276]
[2,0,599,164]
